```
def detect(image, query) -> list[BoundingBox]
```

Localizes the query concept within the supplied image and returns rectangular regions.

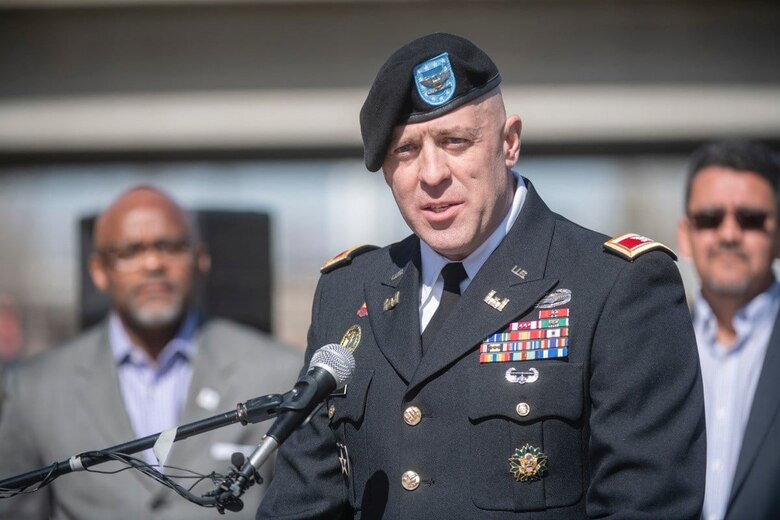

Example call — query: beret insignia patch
[414,52,456,106]
[603,233,676,261]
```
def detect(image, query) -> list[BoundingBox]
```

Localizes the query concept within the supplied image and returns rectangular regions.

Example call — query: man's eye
[115,245,143,259]
[445,137,469,146]
[157,240,191,254]
[394,144,415,155]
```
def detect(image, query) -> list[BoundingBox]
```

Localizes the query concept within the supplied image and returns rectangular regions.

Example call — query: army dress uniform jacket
[257,180,706,520]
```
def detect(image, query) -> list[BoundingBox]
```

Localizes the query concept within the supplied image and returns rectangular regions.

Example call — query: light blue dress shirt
[693,280,780,520]
[109,311,198,465]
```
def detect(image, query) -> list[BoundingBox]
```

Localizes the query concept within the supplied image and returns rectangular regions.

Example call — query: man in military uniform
[257,33,705,519]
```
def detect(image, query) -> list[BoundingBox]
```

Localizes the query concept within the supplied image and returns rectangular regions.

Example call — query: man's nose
[418,146,451,187]
[138,247,166,270]
[717,213,743,243]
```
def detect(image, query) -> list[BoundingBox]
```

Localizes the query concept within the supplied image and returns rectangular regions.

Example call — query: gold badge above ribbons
[509,444,548,483]
[340,325,362,353]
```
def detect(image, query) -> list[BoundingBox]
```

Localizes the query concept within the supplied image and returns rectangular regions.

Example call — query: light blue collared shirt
[109,311,198,465]
[420,170,527,331]
[693,280,780,520]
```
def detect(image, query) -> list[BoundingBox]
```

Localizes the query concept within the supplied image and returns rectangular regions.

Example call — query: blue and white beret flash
[359,32,502,172]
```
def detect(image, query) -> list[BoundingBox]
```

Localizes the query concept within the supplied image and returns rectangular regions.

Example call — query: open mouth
[429,204,455,213]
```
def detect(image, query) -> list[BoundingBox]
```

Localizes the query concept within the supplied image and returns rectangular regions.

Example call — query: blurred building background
[0,0,778,356]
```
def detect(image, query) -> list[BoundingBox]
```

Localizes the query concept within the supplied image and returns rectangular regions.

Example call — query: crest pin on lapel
[383,291,401,312]
[483,290,510,311]
[511,265,528,279]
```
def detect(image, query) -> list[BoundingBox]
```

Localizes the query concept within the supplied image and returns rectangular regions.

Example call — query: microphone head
[230,451,246,470]
[310,343,356,389]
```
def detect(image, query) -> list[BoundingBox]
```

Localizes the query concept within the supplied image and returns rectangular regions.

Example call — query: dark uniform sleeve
[256,278,350,520]
[586,251,705,518]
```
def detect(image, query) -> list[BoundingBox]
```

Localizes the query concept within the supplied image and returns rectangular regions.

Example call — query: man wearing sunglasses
[0,186,301,519]
[677,139,780,520]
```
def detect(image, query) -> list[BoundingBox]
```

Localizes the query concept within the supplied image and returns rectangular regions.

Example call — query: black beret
[360,33,502,172]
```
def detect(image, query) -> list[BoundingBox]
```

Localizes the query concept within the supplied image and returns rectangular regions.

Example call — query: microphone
[228,343,355,496]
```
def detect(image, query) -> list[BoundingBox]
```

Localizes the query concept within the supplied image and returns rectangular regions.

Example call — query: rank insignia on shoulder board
[603,233,676,261]
[320,244,379,274]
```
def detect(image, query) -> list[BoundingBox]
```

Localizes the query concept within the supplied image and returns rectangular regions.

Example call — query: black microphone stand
[0,392,286,513]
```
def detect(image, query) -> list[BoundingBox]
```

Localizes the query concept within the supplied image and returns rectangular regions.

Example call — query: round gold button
[403,406,422,426]
[516,402,530,417]
[401,470,421,491]
[328,405,336,419]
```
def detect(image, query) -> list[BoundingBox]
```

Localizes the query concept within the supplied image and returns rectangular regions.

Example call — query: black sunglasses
[689,208,771,231]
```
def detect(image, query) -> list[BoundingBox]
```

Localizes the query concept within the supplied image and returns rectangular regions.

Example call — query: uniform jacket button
[403,406,422,426]
[516,402,530,417]
[401,470,421,491]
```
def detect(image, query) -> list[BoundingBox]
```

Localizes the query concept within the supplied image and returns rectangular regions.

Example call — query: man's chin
[130,304,184,329]
[704,279,751,298]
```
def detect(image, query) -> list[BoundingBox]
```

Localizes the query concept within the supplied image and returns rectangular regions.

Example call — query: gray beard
[703,277,751,298]
[128,297,185,329]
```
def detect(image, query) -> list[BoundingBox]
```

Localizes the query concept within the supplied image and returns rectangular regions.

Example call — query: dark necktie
[421,262,468,352]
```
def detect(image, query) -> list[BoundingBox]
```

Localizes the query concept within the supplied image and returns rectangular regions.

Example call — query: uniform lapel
[74,323,159,492]
[727,313,780,510]
[408,180,559,393]
[365,236,422,384]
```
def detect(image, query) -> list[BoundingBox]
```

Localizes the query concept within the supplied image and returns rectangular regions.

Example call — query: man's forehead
[389,101,485,140]
[100,204,190,244]
[688,170,778,215]
[691,167,775,196]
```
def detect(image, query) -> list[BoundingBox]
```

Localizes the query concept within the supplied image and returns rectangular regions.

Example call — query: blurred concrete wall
[1,0,778,159]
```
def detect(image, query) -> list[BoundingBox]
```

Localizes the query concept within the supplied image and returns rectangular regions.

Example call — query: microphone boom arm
[0,392,286,494]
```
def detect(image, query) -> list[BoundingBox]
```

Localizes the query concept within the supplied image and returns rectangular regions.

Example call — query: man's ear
[88,253,109,293]
[676,217,693,259]
[504,115,522,168]
[196,245,211,277]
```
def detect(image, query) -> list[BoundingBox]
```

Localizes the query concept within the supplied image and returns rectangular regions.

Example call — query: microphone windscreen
[309,343,355,389]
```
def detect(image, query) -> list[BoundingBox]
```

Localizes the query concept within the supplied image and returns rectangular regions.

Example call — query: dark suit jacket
[0,317,302,520]
[257,179,706,519]
[724,315,780,519]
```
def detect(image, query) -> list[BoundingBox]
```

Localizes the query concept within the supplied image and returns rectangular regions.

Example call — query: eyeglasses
[98,239,193,271]
[688,208,772,232]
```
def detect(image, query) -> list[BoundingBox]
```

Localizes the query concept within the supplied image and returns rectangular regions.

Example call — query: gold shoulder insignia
[320,244,379,274]
[603,232,677,261]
